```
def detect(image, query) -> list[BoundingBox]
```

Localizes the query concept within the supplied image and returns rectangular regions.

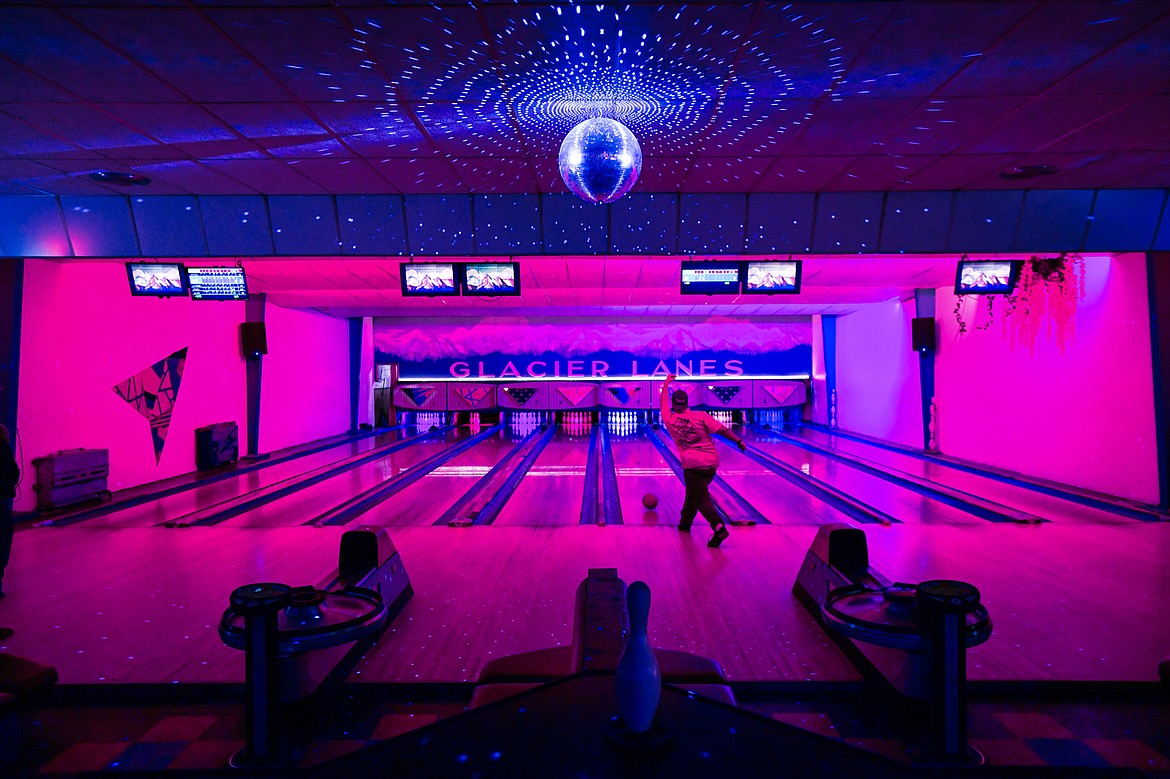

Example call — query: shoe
[677,521,692,533]
[707,524,729,548]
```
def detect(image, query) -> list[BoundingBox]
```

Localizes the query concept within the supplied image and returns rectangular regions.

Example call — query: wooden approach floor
[0,521,1167,686]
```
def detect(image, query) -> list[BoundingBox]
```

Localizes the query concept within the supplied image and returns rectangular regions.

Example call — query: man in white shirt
[659,374,746,548]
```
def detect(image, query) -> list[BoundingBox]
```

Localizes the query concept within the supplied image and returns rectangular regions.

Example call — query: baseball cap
[670,390,689,408]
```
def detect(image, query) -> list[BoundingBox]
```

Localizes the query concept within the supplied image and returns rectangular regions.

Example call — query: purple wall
[832,256,1158,501]
[834,298,922,447]
[936,255,1158,502]
[16,260,248,511]
[16,261,351,510]
[834,256,1158,501]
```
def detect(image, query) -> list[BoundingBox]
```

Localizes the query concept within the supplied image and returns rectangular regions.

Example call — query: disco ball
[558,118,643,204]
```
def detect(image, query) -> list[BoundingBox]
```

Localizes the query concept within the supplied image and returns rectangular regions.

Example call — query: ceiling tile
[833,1,1029,98]
[779,98,922,155]
[203,103,327,142]
[0,7,184,101]
[206,7,388,102]
[65,7,287,101]
[311,102,437,157]
[682,158,771,192]
[753,156,855,192]
[1,103,158,153]
[0,111,83,156]
[288,158,394,194]
[350,5,493,102]
[369,157,464,194]
[965,94,1136,154]
[100,103,238,146]
[202,158,327,194]
[878,96,1031,155]
[451,157,539,194]
[939,1,1159,97]
[415,101,526,158]
[0,59,80,102]
[897,153,1021,191]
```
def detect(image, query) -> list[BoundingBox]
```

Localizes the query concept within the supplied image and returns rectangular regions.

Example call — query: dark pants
[680,468,722,530]
[0,498,12,589]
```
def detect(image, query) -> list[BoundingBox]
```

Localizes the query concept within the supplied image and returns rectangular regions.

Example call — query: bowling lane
[740,426,984,524]
[649,426,871,526]
[218,427,481,527]
[609,429,686,525]
[493,427,590,526]
[65,428,418,528]
[359,427,529,527]
[787,426,1144,524]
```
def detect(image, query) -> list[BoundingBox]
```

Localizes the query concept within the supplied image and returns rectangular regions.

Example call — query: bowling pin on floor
[616,581,661,733]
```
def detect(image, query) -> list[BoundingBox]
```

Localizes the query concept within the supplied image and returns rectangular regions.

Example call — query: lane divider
[39,425,405,528]
[799,422,1166,522]
[750,425,1041,524]
[599,425,623,525]
[310,425,506,527]
[720,434,899,526]
[167,427,449,527]
[473,425,558,526]
[579,425,601,525]
[436,428,542,527]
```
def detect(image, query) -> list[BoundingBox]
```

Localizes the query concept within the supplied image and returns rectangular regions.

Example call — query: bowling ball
[642,493,658,510]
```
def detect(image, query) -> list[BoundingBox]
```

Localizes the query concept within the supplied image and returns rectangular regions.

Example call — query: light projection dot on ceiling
[346,4,849,166]
[314,4,966,192]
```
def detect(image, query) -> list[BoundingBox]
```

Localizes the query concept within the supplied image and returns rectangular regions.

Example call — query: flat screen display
[680,260,741,295]
[955,260,1020,295]
[400,263,458,296]
[743,260,802,294]
[126,262,188,297]
[188,266,249,301]
[462,262,520,296]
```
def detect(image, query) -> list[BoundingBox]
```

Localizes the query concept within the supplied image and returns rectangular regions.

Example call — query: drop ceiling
[3,1,1161,316]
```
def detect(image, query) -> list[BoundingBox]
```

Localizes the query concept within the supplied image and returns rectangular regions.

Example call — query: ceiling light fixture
[558,117,643,204]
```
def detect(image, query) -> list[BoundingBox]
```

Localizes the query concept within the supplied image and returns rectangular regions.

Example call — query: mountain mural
[374,318,811,362]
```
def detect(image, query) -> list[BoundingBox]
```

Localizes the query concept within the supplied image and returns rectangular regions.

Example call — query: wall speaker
[240,321,268,356]
[911,317,936,352]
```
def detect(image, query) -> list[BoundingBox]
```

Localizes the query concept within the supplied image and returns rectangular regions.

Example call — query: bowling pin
[616,581,661,733]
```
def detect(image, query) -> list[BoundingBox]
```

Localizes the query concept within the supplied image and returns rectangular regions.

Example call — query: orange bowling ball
[642,493,659,510]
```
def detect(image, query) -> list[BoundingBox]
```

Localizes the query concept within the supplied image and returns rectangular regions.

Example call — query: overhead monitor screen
[680,260,741,295]
[462,262,520,296]
[743,260,802,294]
[126,263,188,297]
[400,263,458,296]
[955,260,1020,295]
[188,266,249,301]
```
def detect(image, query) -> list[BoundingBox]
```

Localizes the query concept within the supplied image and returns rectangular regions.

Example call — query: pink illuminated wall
[15,260,248,512]
[15,262,354,512]
[834,298,923,447]
[935,255,1158,503]
[258,303,349,453]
